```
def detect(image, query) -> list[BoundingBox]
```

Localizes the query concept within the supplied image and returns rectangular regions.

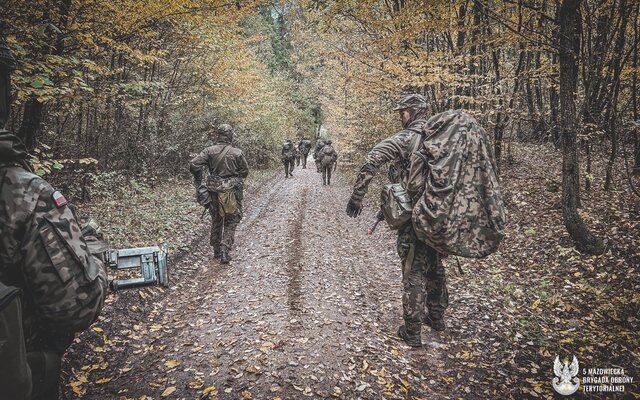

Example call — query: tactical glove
[346,197,363,218]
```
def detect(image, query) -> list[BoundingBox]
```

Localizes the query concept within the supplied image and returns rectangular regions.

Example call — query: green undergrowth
[76,169,277,255]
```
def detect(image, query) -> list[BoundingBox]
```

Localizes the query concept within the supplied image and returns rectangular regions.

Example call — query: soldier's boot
[213,248,221,259]
[220,250,231,264]
[397,324,422,347]
[423,314,446,332]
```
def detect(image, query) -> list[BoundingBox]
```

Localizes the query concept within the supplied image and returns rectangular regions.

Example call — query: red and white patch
[52,191,67,207]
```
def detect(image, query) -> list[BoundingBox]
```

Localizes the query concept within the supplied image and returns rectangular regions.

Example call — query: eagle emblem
[552,355,580,395]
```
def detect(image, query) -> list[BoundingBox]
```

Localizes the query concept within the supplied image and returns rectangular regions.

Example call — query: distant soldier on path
[281,139,295,178]
[298,137,312,168]
[313,138,327,172]
[190,123,249,263]
[318,140,338,185]
[345,93,448,347]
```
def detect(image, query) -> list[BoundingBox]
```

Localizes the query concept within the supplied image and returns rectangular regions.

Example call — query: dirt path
[61,161,511,399]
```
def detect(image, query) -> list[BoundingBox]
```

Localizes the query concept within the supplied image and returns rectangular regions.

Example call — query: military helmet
[326,140,332,145]
[216,123,234,138]
[392,93,427,111]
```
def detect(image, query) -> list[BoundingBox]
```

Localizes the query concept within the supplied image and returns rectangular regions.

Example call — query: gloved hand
[346,197,363,217]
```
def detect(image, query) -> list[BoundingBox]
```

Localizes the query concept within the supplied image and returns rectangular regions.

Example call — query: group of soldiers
[1,21,446,396]
[280,137,338,185]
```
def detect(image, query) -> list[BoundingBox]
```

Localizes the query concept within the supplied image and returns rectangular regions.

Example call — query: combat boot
[213,249,221,259]
[220,250,231,264]
[397,324,422,347]
[423,315,446,332]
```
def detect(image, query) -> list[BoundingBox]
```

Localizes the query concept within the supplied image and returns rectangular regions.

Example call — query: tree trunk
[604,0,629,190]
[558,0,604,255]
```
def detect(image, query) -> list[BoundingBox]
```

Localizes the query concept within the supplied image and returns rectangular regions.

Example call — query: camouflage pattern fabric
[0,131,107,351]
[190,136,249,254]
[298,139,311,154]
[350,118,427,203]
[408,110,505,258]
[318,144,337,185]
[348,109,448,333]
[397,223,448,331]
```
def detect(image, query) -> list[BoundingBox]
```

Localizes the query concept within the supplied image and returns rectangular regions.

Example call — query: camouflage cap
[392,93,427,111]
[326,140,332,144]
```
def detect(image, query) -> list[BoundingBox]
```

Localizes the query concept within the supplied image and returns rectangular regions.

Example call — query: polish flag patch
[52,191,67,207]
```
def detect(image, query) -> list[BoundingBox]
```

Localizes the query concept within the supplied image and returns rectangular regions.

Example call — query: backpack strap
[210,145,232,176]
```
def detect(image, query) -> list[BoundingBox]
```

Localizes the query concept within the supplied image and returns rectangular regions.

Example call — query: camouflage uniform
[190,124,249,263]
[294,144,301,166]
[318,141,338,185]
[313,138,326,172]
[298,138,312,168]
[0,132,108,399]
[0,34,107,398]
[281,140,295,178]
[346,94,448,347]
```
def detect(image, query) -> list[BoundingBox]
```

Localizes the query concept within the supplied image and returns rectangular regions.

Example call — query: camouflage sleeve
[351,134,406,201]
[237,152,249,179]
[21,179,107,334]
[189,149,209,187]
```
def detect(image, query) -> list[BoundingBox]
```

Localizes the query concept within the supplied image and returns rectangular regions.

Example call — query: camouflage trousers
[397,223,448,329]
[283,159,295,177]
[321,164,333,185]
[209,190,243,252]
[300,152,309,168]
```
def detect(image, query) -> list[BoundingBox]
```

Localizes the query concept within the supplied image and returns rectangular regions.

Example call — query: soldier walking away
[298,137,312,168]
[345,93,449,347]
[0,32,108,399]
[294,143,301,167]
[313,138,327,172]
[281,139,295,178]
[190,123,249,264]
[318,140,338,185]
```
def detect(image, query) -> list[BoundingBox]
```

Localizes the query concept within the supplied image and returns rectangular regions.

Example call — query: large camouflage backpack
[407,110,505,258]
[282,142,294,160]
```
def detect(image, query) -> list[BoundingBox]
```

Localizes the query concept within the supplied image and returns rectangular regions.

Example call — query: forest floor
[60,146,639,400]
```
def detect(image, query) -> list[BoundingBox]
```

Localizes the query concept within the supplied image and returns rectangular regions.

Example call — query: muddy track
[61,160,470,399]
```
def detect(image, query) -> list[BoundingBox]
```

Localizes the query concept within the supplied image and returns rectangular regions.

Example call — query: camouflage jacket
[350,119,427,201]
[281,142,295,160]
[313,139,326,158]
[0,131,107,351]
[298,139,312,153]
[318,144,338,165]
[189,140,249,187]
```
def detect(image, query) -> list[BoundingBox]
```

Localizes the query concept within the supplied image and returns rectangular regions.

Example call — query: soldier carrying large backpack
[345,93,448,347]
[317,140,338,185]
[0,31,108,399]
[298,137,312,169]
[281,139,295,178]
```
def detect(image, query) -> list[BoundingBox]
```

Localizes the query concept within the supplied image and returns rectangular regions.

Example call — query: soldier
[298,137,312,168]
[190,123,249,264]
[0,34,108,399]
[345,93,448,347]
[313,138,326,172]
[317,140,338,185]
[294,143,301,167]
[281,139,295,178]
